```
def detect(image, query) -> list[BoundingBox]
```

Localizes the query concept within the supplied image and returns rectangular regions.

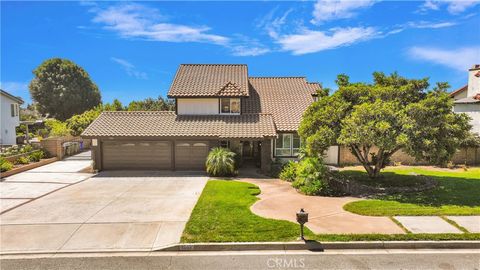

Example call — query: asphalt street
[1,249,479,270]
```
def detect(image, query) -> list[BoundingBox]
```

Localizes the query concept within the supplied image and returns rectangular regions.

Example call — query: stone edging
[0,157,58,179]
[328,174,438,196]
[157,241,480,252]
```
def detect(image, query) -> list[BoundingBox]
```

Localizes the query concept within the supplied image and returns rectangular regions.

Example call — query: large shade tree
[299,72,471,178]
[29,58,102,120]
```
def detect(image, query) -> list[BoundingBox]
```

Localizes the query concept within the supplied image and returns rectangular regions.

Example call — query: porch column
[261,138,272,174]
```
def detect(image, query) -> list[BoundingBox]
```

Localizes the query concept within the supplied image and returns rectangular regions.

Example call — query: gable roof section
[168,64,249,97]
[0,89,24,104]
[450,85,468,97]
[82,111,276,139]
[307,82,321,95]
[244,77,315,132]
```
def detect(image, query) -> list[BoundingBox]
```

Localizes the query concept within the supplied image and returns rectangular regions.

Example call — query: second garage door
[175,141,209,170]
[102,141,172,170]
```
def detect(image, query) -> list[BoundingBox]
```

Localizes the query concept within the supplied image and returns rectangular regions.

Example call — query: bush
[66,109,102,136]
[28,150,44,162]
[206,147,237,177]
[279,161,298,182]
[20,144,33,153]
[15,156,30,165]
[45,119,71,137]
[0,158,14,172]
[291,157,331,195]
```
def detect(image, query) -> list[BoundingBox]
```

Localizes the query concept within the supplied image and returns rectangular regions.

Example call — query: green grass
[181,180,313,242]
[343,167,480,216]
[182,179,480,243]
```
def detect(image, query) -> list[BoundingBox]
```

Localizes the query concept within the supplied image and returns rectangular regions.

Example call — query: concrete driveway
[1,151,93,213]
[1,169,208,253]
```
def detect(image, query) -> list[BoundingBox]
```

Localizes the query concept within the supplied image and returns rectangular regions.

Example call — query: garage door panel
[175,141,209,170]
[102,141,172,170]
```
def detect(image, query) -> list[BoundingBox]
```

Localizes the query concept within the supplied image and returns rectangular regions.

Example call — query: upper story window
[275,133,301,157]
[10,103,19,117]
[220,98,240,114]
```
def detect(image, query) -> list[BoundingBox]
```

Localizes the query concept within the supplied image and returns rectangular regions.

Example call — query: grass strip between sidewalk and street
[182,180,480,243]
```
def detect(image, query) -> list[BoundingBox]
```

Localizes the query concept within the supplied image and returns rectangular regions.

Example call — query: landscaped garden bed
[1,146,53,178]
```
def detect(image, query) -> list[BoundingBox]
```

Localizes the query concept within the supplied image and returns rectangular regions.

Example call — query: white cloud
[419,0,480,14]
[91,3,229,45]
[389,20,457,34]
[447,0,480,14]
[408,46,480,71]
[277,27,378,55]
[0,81,29,94]
[0,81,30,103]
[111,57,148,79]
[230,46,270,57]
[311,0,376,24]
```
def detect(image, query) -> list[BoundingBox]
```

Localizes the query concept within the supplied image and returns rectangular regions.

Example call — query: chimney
[467,64,480,97]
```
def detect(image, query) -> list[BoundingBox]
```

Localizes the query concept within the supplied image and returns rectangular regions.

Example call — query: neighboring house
[450,64,480,135]
[82,64,327,173]
[0,89,24,145]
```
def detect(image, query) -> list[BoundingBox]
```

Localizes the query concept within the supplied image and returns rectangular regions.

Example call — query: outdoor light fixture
[296,208,308,240]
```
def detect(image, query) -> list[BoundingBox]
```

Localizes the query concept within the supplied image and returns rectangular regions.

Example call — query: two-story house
[82,64,328,173]
[0,89,24,145]
[450,64,480,135]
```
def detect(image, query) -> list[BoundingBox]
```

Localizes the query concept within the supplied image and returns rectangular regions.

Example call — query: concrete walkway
[242,178,405,234]
[242,178,480,234]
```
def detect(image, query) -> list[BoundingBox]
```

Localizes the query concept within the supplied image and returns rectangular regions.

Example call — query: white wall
[324,146,339,165]
[454,103,480,135]
[0,95,21,145]
[468,67,480,97]
[177,98,219,115]
[452,90,468,100]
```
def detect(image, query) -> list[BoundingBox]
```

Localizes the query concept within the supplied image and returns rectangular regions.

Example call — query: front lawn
[181,180,311,242]
[343,167,480,216]
[182,179,480,242]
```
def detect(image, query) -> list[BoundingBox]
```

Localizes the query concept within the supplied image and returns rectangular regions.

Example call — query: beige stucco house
[0,89,23,145]
[82,64,326,173]
[450,64,480,135]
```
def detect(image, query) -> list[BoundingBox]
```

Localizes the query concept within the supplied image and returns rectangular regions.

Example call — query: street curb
[157,241,480,252]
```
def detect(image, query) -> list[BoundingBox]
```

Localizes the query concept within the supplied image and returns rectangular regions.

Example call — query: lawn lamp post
[296,208,308,240]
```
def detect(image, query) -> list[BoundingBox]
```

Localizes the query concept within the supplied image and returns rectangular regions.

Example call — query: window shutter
[11,104,14,117]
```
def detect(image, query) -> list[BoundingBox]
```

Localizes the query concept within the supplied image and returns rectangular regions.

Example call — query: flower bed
[1,157,58,178]
[1,148,49,178]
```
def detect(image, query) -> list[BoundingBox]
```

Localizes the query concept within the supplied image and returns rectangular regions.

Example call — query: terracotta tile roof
[82,111,276,139]
[244,77,315,132]
[450,85,468,97]
[307,82,321,95]
[168,64,249,97]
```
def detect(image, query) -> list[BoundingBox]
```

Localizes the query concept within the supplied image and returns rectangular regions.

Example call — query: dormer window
[220,98,240,114]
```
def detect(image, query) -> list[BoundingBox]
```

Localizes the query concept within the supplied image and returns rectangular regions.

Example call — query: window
[10,104,19,117]
[219,140,230,148]
[275,133,301,157]
[220,98,240,114]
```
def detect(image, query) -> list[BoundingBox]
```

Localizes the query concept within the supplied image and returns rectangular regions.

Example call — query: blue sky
[2,0,480,105]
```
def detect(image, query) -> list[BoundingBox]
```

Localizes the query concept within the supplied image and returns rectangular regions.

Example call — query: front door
[242,141,253,159]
